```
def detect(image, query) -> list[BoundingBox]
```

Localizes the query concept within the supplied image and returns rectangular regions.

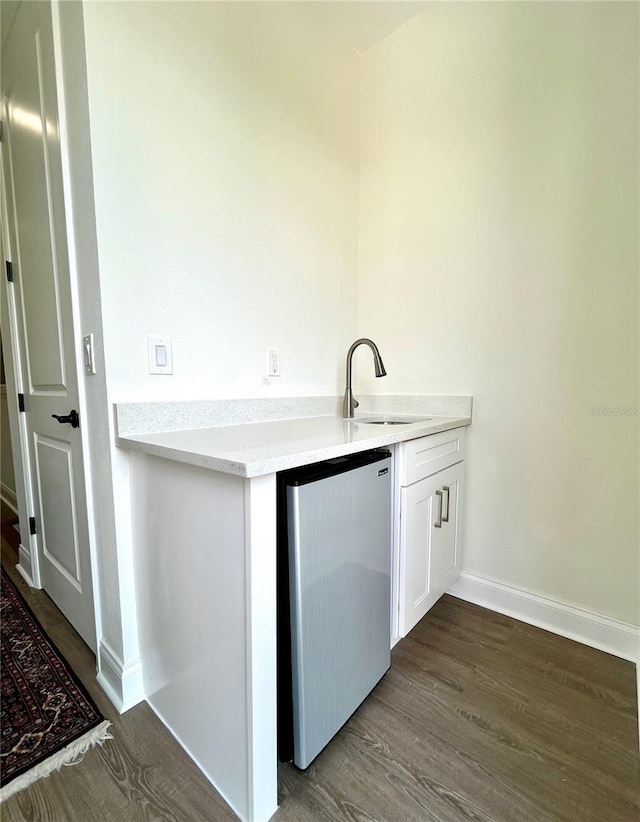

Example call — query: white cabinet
[396,429,465,637]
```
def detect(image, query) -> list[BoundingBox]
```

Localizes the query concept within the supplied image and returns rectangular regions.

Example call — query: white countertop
[117,413,471,478]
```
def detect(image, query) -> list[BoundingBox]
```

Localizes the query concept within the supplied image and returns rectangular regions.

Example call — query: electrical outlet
[268,349,281,377]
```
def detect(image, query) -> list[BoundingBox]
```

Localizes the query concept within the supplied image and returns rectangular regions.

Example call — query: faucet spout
[343,338,387,418]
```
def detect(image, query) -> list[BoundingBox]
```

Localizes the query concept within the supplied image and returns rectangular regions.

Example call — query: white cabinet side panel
[130,452,250,820]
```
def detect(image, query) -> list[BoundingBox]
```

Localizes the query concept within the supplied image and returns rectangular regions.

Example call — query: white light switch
[147,336,173,375]
[155,345,167,367]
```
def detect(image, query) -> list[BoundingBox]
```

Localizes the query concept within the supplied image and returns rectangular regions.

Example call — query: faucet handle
[353,397,359,409]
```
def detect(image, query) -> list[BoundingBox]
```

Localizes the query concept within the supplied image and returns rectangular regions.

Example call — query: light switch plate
[147,336,173,375]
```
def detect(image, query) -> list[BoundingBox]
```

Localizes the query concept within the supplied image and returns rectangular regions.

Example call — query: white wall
[82,0,360,402]
[359,2,639,625]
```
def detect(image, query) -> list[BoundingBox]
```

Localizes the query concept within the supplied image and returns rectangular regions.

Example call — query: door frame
[0,0,102,648]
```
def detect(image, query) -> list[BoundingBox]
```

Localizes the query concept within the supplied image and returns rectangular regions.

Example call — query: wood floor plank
[362,676,559,822]
[462,647,639,783]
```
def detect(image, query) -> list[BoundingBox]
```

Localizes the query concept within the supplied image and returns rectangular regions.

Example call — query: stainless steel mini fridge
[278,449,392,769]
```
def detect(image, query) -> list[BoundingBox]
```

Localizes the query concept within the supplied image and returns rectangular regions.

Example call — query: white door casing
[1,0,96,652]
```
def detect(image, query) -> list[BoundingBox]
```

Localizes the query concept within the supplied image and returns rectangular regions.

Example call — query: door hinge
[18,393,25,412]
[29,516,36,535]
[5,260,13,282]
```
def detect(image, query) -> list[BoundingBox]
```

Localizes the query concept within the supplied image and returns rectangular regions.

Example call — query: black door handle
[52,409,80,429]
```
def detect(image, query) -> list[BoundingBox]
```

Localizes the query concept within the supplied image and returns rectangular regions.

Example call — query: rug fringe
[0,720,113,803]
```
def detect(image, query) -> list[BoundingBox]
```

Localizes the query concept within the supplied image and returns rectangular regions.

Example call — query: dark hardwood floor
[1,516,638,821]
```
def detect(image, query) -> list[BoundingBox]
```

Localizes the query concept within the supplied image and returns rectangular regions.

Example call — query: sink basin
[363,420,417,425]
[348,415,432,426]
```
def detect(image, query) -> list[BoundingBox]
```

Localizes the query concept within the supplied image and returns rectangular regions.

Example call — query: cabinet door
[431,462,463,598]
[399,462,464,637]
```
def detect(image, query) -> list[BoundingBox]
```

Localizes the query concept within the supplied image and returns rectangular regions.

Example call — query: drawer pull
[442,485,450,523]
[435,489,443,528]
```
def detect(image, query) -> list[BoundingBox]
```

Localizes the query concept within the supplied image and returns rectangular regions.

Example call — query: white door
[1,0,96,651]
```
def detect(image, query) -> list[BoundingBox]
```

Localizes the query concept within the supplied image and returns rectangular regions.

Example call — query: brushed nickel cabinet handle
[442,485,450,523]
[435,489,443,528]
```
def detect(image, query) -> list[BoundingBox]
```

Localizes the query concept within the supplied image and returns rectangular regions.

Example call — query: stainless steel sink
[349,416,432,425]
[363,420,415,425]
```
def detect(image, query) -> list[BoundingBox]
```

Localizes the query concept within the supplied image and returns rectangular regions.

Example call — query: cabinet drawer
[399,428,465,486]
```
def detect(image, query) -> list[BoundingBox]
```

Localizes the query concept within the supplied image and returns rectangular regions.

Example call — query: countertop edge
[117,416,471,478]
[119,435,250,477]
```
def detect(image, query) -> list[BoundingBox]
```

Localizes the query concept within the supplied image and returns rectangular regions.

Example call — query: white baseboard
[448,572,639,663]
[16,544,35,587]
[0,483,18,514]
[97,639,145,714]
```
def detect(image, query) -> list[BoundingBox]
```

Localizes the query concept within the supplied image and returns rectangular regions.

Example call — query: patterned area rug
[0,567,111,801]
